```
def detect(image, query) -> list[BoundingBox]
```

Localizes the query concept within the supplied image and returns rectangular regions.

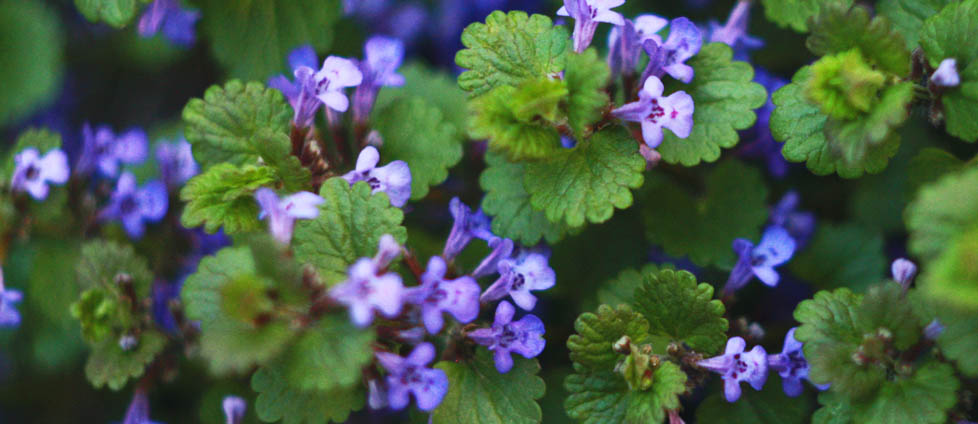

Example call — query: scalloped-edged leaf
[374,96,462,200]
[2,128,63,179]
[906,148,964,193]
[633,269,728,355]
[596,263,675,308]
[276,314,375,392]
[919,0,978,142]
[73,0,146,28]
[935,307,978,377]
[455,11,568,96]
[480,152,570,245]
[641,159,768,268]
[75,241,153,298]
[182,80,292,169]
[0,1,63,126]
[292,179,407,286]
[252,363,364,424]
[771,67,900,178]
[567,305,651,369]
[823,82,913,164]
[374,63,468,138]
[564,49,611,139]
[789,223,886,292]
[847,362,959,424]
[877,0,955,49]
[760,0,853,32]
[84,329,166,390]
[658,43,767,166]
[179,163,275,234]
[906,167,978,261]
[919,225,978,310]
[432,349,545,424]
[806,4,910,77]
[469,79,566,161]
[696,378,814,424]
[524,126,644,228]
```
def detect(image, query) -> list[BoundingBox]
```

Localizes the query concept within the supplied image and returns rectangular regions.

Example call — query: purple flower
[769,191,815,246]
[931,58,960,87]
[468,300,546,373]
[738,70,789,178]
[480,248,555,311]
[405,256,480,334]
[723,226,796,294]
[557,0,626,53]
[78,124,148,177]
[155,139,197,188]
[607,14,668,77]
[253,188,324,245]
[312,56,364,112]
[442,197,493,260]
[121,388,161,424]
[353,36,406,123]
[697,336,768,402]
[101,172,168,239]
[707,1,763,61]
[767,328,828,397]
[641,17,702,84]
[10,147,69,200]
[222,396,246,424]
[375,342,449,411]
[342,146,412,207]
[471,237,515,278]
[288,45,319,70]
[612,75,694,148]
[924,319,945,340]
[891,258,917,288]
[138,0,200,47]
[0,267,23,328]
[330,257,405,327]
[270,54,363,128]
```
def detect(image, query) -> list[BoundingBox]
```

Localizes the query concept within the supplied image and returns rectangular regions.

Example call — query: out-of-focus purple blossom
[100,172,168,239]
[931,58,960,87]
[891,258,917,289]
[738,70,790,178]
[723,226,796,294]
[560,136,577,149]
[138,0,200,47]
[472,237,515,278]
[697,337,768,402]
[268,45,319,125]
[607,15,668,78]
[253,188,324,245]
[353,36,406,124]
[707,1,763,61]
[152,279,181,333]
[612,76,694,148]
[155,139,197,188]
[77,124,148,178]
[405,256,480,334]
[924,319,945,341]
[558,0,626,53]
[330,257,405,327]
[222,396,246,424]
[767,328,829,397]
[641,17,702,84]
[769,191,815,246]
[442,197,494,260]
[375,343,449,411]
[0,267,23,328]
[468,300,546,373]
[367,378,388,409]
[11,147,69,200]
[342,146,411,207]
[121,388,162,424]
[480,248,556,311]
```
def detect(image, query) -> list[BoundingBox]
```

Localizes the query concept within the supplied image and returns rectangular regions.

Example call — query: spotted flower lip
[468,300,546,373]
[697,336,768,402]
[375,342,449,411]
[723,225,796,294]
[254,188,325,245]
[342,146,412,207]
[330,257,405,327]
[480,248,556,311]
[404,256,480,334]
[100,172,168,239]
[312,56,364,113]
[11,147,69,200]
[767,328,829,397]
[611,75,694,148]
[558,0,626,53]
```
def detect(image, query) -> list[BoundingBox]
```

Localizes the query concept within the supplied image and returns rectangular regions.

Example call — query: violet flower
[738,70,790,178]
[100,172,168,239]
[442,197,493,260]
[353,36,406,123]
[557,0,626,53]
[0,267,23,328]
[471,237,515,278]
[10,147,69,200]
[931,58,960,87]
[342,146,412,207]
[121,388,162,424]
[77,124,148,178]
[375,342,449,411]
[480,248,556,311]
[270,54,363,128]
[222,396,246,424]
[769,191,815,246]
[155,139,198,188]
[707,1,763,61]
[607,14,668,77]
[330,257,405,327]
[138,0,200,47]
[723,226,796,295]
[767,328,829,397]
[611,75,694,148]
[641,17,702,84]
[468,300,546,373]
[253,188,324,245]
[697,336,768,402]
[312,56,364,113]
[891,258,917,289]
[405,256,480,334]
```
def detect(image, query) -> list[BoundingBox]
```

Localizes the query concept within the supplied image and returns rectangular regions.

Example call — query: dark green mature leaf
[2,128,63,180]
[565,361,686,424]
[469,80,566,161]
[906,148,964,194]
[760,0,853,32]
[789,223,886,292]
[198,0,341,80]
[568,305,650,369]
[658,43,767,166]
[76,241,153,298]
[182,80,292,169]
[432,350,545,424]
[480,152,570,245]
[906,167,978,261]
[596,264,674,308]
[847,362,959,424]
[634,269,728,355]
[455,11,568,96]
[292,179,407,286]
[73,0,146,27]
[564,49,611,139]
[807,4,910,77]
[696,378,814,424]
[919,0,978,142]
[877,0,955,48]
[0,1,63,126]
[84,330,166,390]
[812,391,854,424]
[524,126,644,228]
[374,63,468,138]
[253,364,364,424]
[936,307,978,376]
[277,314,375,392]
[642,160,768,268]
[179,163,275,234]
[771,67,900,178]
[375,96,462,200]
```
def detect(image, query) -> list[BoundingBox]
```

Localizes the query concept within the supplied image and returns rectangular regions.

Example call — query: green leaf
[564,49,611,139]
[182,80,292,170]
[292,178,407,286]
[906,148,964,194]
[479,152,571,245]
[919,225,978,310]
[658,43,767,166]
[524,126,644,228]
[374,63,469,138]
[760,0,853,32]
[76,241,153,298]
[935,306,978,377]
[0,1,63,126]
[197,0,341,80]
[254,129,313,192]
[806,4,910,77]
[275,314,375,392]
[374,96,462,200]
[2,128,63,180]
[179,163,276,234]
[847,362,959,424]
[877,0,955,49]
[906,167,978,261]
[252,363,364,424]
[919,0,978,142]
[641,160,769,268]
[812,391,855,424]
[84,330,166,390]
[596,263,674,309]
[73,0,144,27]
[771,67,900,178]
[432,349,545,424]
[789,223,886,292]
[567,305,651,369]
[455,11,568,96]
[469,80,566,161]
[634,269,728,355]
[696,378,814,424]
[823,82,913,164]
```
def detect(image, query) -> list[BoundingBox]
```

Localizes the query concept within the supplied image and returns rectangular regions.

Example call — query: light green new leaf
[76,241,153,298]
[823,82,913,164]
[84,330,166,390]
[806,4,910,77]
[877,0,955,49]
[633,269,728,355]
[567,305,651,369]
[696,379,814,424]
[0,1,63,126]
[469,79,566,161]
[253,364,364,424]
[564,49,611,139]
[919,0,978,142]
[789,223,886,292]
[919,225,978,310]
[480,152,570,245]
[180,163,276,234]
[906,167,978,261]
[74,0,146,28]
[760,0,853,32]
[432,349,545,424]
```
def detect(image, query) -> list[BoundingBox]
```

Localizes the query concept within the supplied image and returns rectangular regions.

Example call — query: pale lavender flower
[641,17,702,83]
[471,237,515,278]
[367,379,388,409]
[924,319,945,340]
[342,146,412,207]
[607,15,668,77]
[270,54,363,128]
[480,249,555,311]
[767,328,828,397]
[101,172,168,239]
[697,337,768,402]
[254,188,324,245]
[373,233,402,268]
[769,191,815,246]
[353,36,406,123]
[330,258,405,327]
[155,139,197,188]
[442,197,493,260]
[77,124,148,177]
[891,258,917,289]
[468,300,546,373]
[121,388,162,424]
[0,267,23,328]
[405,256,480,334]
[312,56,364,112]
[611,75,694,147]
[558,0,626,53]
[723,226,796,294]
[375,343,449,411]
[138,0,200,47]
[707,1,763,61]
[931,58,960,87]
[10,147,69,200]
[222,396,246,424]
